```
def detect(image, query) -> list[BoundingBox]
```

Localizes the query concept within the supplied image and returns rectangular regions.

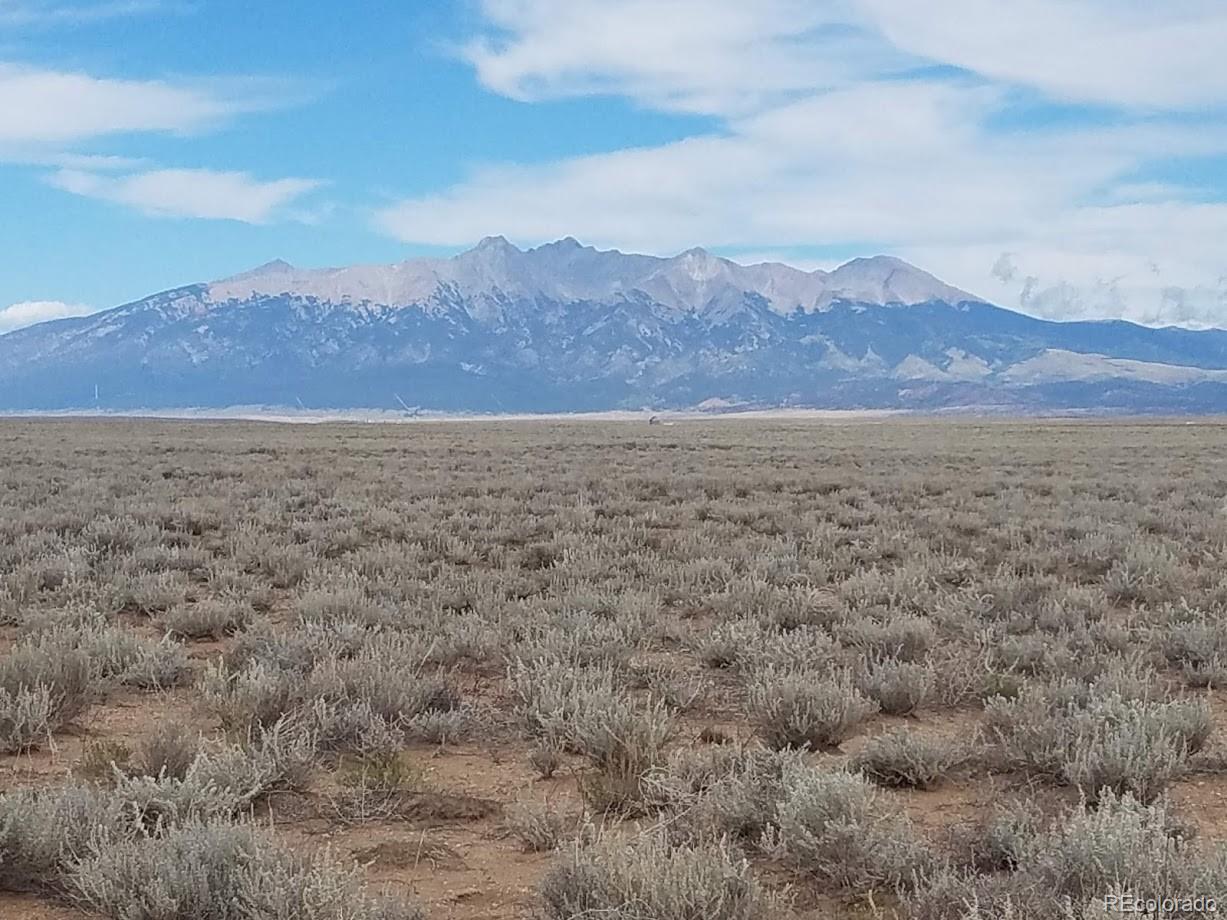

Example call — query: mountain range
[4,236,1227,414]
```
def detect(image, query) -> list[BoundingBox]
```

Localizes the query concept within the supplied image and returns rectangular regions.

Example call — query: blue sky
[2,0,1226,330]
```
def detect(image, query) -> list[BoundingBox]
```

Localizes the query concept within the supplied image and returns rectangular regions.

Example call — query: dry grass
[2,417,1227,919]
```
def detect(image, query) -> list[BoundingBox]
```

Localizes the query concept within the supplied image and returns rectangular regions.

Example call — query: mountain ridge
[204,240,977,316]
[3,238,1227,414]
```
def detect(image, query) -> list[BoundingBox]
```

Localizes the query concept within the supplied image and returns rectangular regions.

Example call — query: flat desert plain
[1,418,1225,919]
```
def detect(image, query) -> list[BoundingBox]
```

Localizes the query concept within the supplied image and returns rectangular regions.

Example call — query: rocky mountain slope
[4,237,1227,413]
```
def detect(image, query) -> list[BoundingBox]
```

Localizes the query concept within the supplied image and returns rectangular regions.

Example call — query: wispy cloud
[47,167,323,222]
[463,0,906,116]
[465,0,1227,113]
[0,63,259,144]
[378,0,1227,326]
[376,81,1227,280]
[0,55,322,227]
[859,0,1227,109]
[0,299,94,333]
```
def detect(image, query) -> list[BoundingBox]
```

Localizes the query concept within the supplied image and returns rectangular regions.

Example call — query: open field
[2,418,1227,919]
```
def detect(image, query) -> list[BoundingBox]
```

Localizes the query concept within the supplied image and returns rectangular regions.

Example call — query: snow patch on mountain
[825,256,971,308]
[206,239,978,316]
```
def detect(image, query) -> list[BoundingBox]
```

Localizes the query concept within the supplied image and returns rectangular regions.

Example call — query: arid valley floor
[2,419,1226,919]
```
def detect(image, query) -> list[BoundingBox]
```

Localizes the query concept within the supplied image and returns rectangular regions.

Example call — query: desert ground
[1,418,1226,919]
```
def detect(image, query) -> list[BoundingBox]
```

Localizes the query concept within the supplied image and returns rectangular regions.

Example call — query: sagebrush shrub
[135,723,200,781]
[510,656,675,810]
[646,746,801,845]
[511,610,636,670]
[120,637,191,690]
[769,765,932,891]
[0,784,129,894]
[0,684,55,753]
[320,642,465,726]
[0,634,96,727]
[508,658,620,745]
[1015,791,1227,917]
[635,663,706,713]
[737,625,838,673]
[201,660,300,732]
[225,621,327,675]
[71,819,424,920]
[529,743,563,779]
[748,665,878,750]
[540,834,773,920]
[185,719,317,809]
[691,619,761,670]
[159,599,253,639]
[856,657,935,716]
[838,615,935,662]
[79,739,134,783]
[986,686,1207,802]
[208,633,470,752]
[946,799,1042,876]
[305,698,404,756]
[296,586,390,629]
[505,798,569,852]
[113,571,189,616]
[327,752,425,826]
[13,408,1227,920]
[902,867,1028,920]
[851,729,968,789]
[574,697,677,812]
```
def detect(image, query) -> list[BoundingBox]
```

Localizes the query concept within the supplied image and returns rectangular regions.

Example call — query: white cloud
[902,203,1227,327]
[464,0,907,115]
[0,63,250,144]
[47,167,323,222]
[0,65,303,161]
[376,0,1227,326]
[859,0,1227,109]
[0,299,94,333]
[377,79,1226,263]
[465,0,1227,113]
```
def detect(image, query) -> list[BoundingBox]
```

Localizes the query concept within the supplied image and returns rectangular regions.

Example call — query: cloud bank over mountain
[377,1,1227,329]
[0,299,94,333]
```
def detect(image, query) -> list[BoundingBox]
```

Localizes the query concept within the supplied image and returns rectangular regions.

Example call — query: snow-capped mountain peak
[206,239,976,315]
[826,255,971,307]
[7,237,1227,415]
